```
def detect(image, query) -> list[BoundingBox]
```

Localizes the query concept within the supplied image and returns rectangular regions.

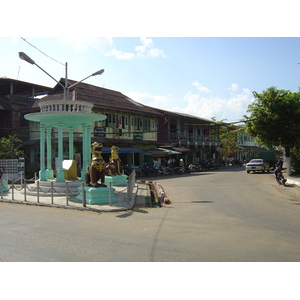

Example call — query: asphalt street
[1,167,300,262]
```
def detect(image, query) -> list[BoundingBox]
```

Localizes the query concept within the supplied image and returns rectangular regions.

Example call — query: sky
[1,1,300,127]
[2,36,300,124]
[1,1,299,294]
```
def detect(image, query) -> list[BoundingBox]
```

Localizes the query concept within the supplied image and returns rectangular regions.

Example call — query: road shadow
[191,200,214,203]
[283,183,295,187]
[116,208,149,218]
[246,172,273,175]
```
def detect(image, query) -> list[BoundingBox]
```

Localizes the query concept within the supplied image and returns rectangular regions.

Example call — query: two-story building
[0,78,51,141]
[1,77,221,174]
[156,109,221,164]
[237,125,281,166]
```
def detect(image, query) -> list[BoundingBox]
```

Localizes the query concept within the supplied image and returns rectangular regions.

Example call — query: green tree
[212,117,242,160]
[0,135,25,159]
[244,87,300,175]
[219,126,242,160]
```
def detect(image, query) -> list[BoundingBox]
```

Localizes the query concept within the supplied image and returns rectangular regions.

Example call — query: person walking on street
[153,158,160,177]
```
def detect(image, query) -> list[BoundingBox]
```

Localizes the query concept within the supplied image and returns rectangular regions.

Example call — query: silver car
[246,159,270,173]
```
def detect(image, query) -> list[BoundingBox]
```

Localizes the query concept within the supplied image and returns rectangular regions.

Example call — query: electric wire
[20,37,65,66]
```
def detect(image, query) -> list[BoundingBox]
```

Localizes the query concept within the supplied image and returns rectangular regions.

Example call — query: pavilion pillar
[39,124,47,181]
[69,126,74,160]
[81,124,89,180]
[56,123,65,182]
[87,124,92,165]
[46,125,54,179]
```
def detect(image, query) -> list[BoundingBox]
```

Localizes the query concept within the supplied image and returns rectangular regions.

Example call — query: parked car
[246,159,270,173]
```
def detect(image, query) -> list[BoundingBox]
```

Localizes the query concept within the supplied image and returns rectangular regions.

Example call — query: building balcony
[169,133,220,146]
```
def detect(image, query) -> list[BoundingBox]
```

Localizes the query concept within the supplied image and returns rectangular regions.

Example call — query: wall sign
[94,127,106,137]
[133,132,143,140]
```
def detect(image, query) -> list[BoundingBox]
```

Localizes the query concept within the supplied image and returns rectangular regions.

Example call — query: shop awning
[144,148,182,156]
[158,148,182,155]
[101,147,144,153]
[144,149,167,157]
[171,147,191,153]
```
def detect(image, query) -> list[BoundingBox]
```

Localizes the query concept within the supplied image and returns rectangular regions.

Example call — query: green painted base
[39,170,47,181]
[56,170,65,182]
[105,174,127,186]
[0,180,9,192]
[76,186,118,205]
[46,169,54,180]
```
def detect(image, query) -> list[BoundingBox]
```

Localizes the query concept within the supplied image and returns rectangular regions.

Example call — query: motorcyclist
[274,159,283,180]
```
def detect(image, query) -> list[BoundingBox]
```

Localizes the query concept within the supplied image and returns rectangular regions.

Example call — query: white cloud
[127,83,254,123]
[135,37,153,54]
[105,48,135,60]
[229,83,239,92]
[192,81,210,93]
[135,37,166,58]
[126,91,172,108]
[182,87,254,122]
[60,37,166,60]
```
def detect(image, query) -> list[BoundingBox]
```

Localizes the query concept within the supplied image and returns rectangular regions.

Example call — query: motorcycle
[188,163,202,172]
[274,166,286,186]
[174,166,185,175]
[158,166,175,175]
[205,159,220,170]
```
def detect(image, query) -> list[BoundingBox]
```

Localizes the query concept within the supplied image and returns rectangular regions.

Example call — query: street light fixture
[68,69,104,89]
[19,51,65,90]
[19,51,105,100]
[19,52,35,65]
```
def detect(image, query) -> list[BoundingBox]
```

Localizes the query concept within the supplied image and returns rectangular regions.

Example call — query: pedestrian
[153,158,160,177]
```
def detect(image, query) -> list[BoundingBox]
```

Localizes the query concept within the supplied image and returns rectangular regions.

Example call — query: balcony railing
[170,133,220,143]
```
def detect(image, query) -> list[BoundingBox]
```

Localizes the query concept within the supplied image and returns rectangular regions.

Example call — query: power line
[20,37,65,66]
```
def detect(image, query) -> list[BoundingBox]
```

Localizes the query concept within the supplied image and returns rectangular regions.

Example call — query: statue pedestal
[105,174,127,186]
[0,180,9,192]
[76,186,118,205]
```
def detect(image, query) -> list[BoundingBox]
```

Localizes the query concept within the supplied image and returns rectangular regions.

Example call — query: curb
[287,178,300,187]
[136,180,170,204]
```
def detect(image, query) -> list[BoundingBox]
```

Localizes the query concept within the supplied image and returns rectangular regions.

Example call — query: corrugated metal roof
[0,97,11,110]
[39,79,164,117]
[0,78,51,97]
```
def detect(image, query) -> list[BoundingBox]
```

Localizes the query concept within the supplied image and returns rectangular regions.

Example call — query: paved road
[1,167,300,262]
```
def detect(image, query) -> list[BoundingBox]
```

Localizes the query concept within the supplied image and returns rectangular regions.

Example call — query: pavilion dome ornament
[38,100,94,114]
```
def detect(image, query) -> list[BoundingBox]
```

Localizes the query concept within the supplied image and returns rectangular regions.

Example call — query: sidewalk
[0,182,151,213]
[286,174,300,187]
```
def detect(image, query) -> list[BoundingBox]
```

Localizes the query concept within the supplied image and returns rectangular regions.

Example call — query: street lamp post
[19,52,104,100]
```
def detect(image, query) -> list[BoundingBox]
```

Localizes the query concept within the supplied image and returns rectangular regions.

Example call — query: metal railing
[0,171,137,212]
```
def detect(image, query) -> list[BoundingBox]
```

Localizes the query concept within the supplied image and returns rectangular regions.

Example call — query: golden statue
[106,145,122,176]
[85,142,107,187]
